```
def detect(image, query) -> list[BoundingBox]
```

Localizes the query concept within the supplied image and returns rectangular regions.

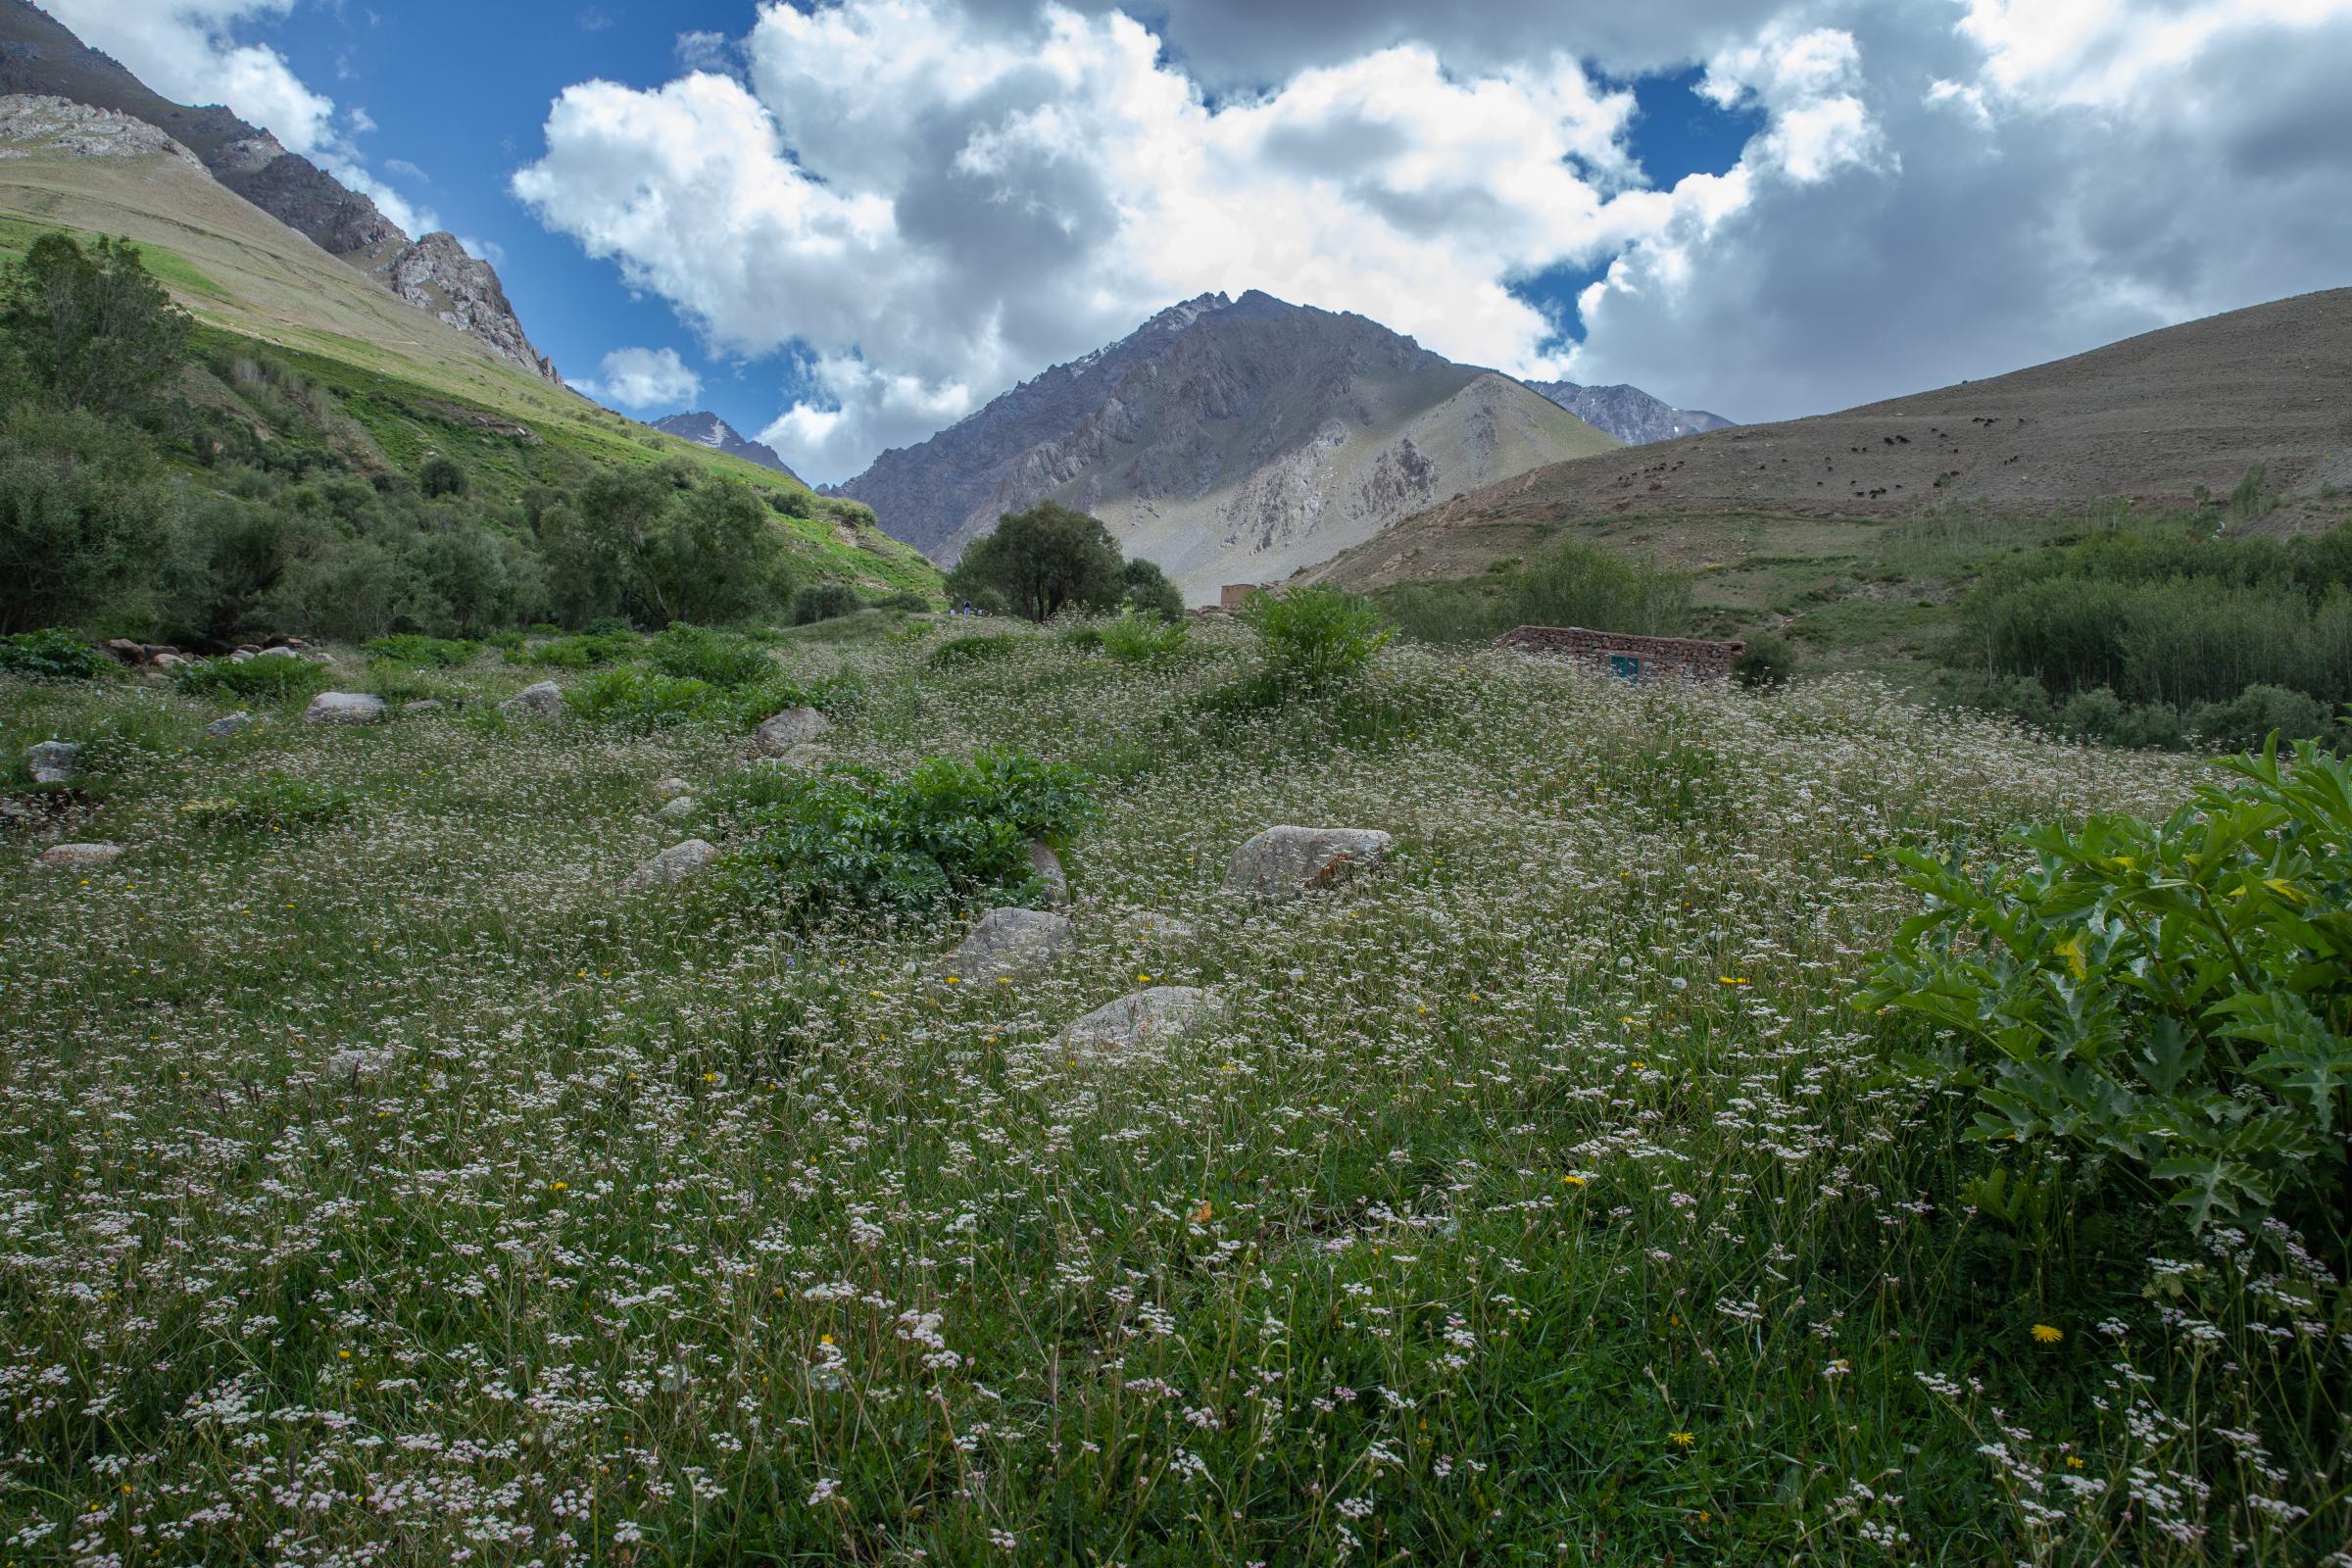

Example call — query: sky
[35,0,2352,485]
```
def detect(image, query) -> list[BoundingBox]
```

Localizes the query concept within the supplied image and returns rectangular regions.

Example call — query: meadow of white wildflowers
[2,619,2343,1566]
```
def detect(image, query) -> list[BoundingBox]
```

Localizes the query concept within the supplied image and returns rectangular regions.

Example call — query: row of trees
[1953,522,2352,747]
[0,233,884,643]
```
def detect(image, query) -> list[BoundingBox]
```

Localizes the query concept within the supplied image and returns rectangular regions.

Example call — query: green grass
[4,622,2337,1564]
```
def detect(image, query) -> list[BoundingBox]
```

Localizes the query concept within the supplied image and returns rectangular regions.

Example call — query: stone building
[1494,625,1745,682]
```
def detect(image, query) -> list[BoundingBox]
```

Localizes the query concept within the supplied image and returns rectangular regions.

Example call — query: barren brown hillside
[1308,287,2352,592]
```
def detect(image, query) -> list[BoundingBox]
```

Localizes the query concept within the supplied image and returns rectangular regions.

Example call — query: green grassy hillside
[0,147,935,594]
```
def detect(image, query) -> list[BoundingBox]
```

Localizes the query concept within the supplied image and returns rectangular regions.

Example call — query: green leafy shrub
[1239,586,1393,689]
[366,635,476,667]
[178,774,358,833]
[928,635,1020,670]
[1099,608,1189,663]
[563,667,726,733]
[513,631,639,668]
[0,628,112,681]
[1864,741,2352,1236]
[875,590,932,613]
[734,749,1095,915]
[1733,632,1796,689]
[2187,684,2338,754]
[789,583,862,625]
[172,654,329,702]
[646,624,775,687]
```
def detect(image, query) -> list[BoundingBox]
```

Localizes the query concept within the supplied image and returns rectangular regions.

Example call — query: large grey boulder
[252,646,298,662]
[754,707,832,754]
[39,842,122,871]
[1223,826,1392,900]
[502,680,563,718]
[204,711,255,739]
[937,906,1075,979]
[623,838,721,890]
[1026,840,1068,906]
[653,776,693,800]
[1058,986,1218,1052]
[303,692,385,726]
[25,741,80,785]
[658,795,698,820]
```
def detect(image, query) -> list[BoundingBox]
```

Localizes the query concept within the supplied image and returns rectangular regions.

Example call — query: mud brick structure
[1219,583,1274,611]
[1494,624,1745,682]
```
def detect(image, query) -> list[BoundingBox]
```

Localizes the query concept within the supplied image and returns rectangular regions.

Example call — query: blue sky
[43,0,2352,482]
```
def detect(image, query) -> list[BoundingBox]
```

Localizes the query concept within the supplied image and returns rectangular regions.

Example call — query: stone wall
[1219,583,1272,610]
[1494,624,1745,681]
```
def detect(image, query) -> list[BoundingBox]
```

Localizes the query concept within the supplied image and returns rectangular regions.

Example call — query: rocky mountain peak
[836,288,1619,598]
[1522,379,1734,446]
[650,411,808,485]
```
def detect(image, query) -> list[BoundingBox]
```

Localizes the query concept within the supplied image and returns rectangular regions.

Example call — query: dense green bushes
[733,749,1095,914]
[945,503,1185,623]
[1867,741,2352,1242]
[1239,585,1393,689]
[1954,522,2352,747]
[0,627,115,681]
[0,234,896,648]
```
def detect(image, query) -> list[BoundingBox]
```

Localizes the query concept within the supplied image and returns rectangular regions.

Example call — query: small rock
[227,650,254,663]
[754,742,830,771]
[754,706,832,754]
[39,842,122,871]
[623,838,720,890]
[253,646,297,662]
[659,795,697,820]
[102,638,144,664]
[1026,839,1068,906]
[1223,826,1393,900]
[1058,986,1218,1052]
[936,907,1075,979]
[151,652,192,669]
[303,692,386,726]
[501,680,564,718]
[1120,911,1198,945]
[204,710,254,739]
[403,699,444,713]
[654,777,693,800]
[25,741,80,785]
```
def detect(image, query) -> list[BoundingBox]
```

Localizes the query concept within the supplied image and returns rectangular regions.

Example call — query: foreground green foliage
[1868,740,2352,1240]
[2,623,2342,1564]
[0,626,114,681]
[735,749,1095,914]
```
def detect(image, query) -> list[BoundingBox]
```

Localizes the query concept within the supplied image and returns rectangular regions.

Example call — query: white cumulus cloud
[576,346,703,412]
[511,0,2352,484]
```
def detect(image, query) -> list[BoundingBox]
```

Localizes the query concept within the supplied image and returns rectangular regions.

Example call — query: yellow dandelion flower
[1669,1430,1695,1448]
[2032,1323,2064,1345]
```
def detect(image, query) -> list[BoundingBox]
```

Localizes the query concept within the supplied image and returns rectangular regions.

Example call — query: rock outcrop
[302,692,385,726]
[1058,987,1218,1053]
[1223,827,1393,900]
[24,740,80,785]
[501,680,564,718]
[754,708,833,754]
[936,907,1076,979]
[624,839,721,891]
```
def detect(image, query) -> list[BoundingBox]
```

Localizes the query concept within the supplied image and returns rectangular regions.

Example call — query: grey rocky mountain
[836,290,1620,604]
[1522,380,1734,445]
[0,0,562,383]
[652,412,808,484]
